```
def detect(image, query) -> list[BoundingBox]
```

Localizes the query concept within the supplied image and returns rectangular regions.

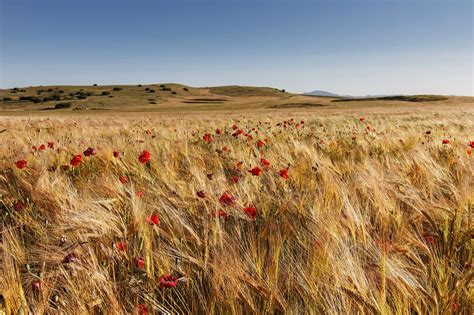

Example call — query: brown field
[0,85,473,314]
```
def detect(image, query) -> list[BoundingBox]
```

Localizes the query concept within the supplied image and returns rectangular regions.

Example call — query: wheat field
[0,109,473,314]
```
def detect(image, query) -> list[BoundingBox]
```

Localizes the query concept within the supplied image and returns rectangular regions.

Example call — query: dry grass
[0,109,473,314]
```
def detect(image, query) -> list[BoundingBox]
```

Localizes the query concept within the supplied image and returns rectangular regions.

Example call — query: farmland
[0,85,473,314]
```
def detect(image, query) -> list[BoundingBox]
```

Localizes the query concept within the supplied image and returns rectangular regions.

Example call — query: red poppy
[196,190,206,198]
[219,192,236,206]
[32,280,42,291]
[47,142,54,149]
[133,257,145,269]
[359,117,365,122]
[136,191,144,198]
[423,234,436,245]
[215,128,222,135]
[243,207,257,220]
[230,175,240,183]
[235,161,243,168]
[469,141,474,148]
[119,175,128,184]
[83,147,96,157]
[256,140,265,148]
[260,158,270,167]
[62,252,78,263]
[113,150,122,158]
[468,149,472,155]
[138,150,151,163]
[212,209,228,218]
[15,160,27,169]
[442,139,450,144]
[137,304,149,315]
[70,155,82,167]
[147,214,160,225]
[115,242,127,251]
[159,274,178,288]
[232,129,243,137]
[146,129,152,135]
[203,133,213,143]
[32,145,38,151]
[279,168,289,179]
[13,201,25,211]
[38,144,46,151]
[248,166,262,176]
[232,124,238,130]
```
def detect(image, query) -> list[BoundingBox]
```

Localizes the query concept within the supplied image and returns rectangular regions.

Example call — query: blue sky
[0,0,472,95]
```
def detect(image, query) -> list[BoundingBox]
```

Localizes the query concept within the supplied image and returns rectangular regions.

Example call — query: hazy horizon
[1,0,472,96]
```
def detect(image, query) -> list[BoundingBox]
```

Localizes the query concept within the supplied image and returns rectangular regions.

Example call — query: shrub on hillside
[54,102,72,109]
[113,87,123,91]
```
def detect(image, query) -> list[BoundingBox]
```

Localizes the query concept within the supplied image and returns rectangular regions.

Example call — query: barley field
[0,108,473,314]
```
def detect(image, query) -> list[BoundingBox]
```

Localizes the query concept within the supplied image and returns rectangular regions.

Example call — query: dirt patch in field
[268,103,325,109]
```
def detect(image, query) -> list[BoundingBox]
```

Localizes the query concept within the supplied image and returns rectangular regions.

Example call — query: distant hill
[303,90,340,97]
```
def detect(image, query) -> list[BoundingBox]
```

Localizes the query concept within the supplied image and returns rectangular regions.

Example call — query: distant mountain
[303,90,340,97]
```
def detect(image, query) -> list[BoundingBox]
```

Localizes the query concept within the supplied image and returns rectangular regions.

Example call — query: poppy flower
[248,166,262,176]
[136,191,144,198]
[137,304,149,315]
[47,142,54,149]
[232,124,238,130]
[159,274,179,288]
[235,161,243,168]
[38,144,46,151]
[423,234,436,245]
[115,242,127,251]
[219,192,236,206]
[256,140,265,148]
[230,175,240,183]
[469,141,474,148]
[119,175,128,184]
[147,214,160,225]
[13,201,25,211]
[215,128,222,135]
[260,158,270,167]
[359,117,365,122]
[146,129,152,135]
[70,155,82,167]
[133,257,145,269]
[196,190,206,198]
[468,149,472,155]
[62,252,78,263]
[32,280,42,291]
[15,160,27,169]
[212,209,228,218]
[113,150,122,158]
[83,147,96,157]
[203,133,213,143]
[32,145,38,151]
[243,207,257,220]
[138,150,151,164]
[279,168,289,179]
[232,129,243,137]
[442,139,450,144]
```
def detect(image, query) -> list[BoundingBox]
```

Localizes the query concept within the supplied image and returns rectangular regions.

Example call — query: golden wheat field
[0,107,473,314]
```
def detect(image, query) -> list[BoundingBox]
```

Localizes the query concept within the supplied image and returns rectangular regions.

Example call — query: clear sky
[0,0,472,95]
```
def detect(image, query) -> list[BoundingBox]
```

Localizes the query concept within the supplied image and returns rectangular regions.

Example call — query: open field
[0,86,473,314]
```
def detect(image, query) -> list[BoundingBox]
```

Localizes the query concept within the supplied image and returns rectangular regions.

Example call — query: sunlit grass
[0,112,472,314]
